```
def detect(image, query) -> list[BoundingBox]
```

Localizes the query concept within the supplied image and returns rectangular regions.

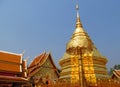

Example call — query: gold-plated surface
[59,3,109,86]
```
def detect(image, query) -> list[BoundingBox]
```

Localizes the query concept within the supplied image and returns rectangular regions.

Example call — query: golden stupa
[59,3,109,86]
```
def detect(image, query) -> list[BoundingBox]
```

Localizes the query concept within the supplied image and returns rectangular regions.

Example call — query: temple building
[59,3,109,86]
[27,52,59,87]
[0,50,27,87]
[111,70,120,81]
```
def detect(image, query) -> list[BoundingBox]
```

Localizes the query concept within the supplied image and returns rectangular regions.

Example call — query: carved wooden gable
[28,52,59,84]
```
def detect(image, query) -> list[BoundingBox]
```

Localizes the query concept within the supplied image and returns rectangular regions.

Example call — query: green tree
[109,64,120,75]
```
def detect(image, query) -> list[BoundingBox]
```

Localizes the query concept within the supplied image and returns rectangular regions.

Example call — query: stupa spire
[75,2,83,28]
[66,2,93,53]
[59,1,109,86]
[76,3,79,18]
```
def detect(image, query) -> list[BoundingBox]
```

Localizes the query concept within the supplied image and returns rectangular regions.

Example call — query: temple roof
[0,75,28,83]
[0,50,28,83]
[112,70,120,79]
[0,51,23,73]
[0,50,22,64]
[28,52,47,68]
[28,52,59,77]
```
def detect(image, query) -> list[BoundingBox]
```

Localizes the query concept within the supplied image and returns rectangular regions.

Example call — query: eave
[0,75,28,83]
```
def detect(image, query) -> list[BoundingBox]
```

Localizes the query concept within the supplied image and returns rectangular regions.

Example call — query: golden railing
[96,79,120,87]
[22,79,120,87]
[41,83,80,87]
[39,79,120,87]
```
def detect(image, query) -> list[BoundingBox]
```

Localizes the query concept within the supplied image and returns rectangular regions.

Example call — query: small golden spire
[66,2,93,53]
[75,2,83,28]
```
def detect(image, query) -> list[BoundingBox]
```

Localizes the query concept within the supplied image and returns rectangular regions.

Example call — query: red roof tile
[29,52,46,68]
[114,70,120,77]
[112,70,120,79]
[0,51,23,73]
[0,75,28,83]
[28,52,59,77]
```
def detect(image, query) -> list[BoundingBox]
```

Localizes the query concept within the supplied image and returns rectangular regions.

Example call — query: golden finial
[75,1,83,28]
[76,1,79,18]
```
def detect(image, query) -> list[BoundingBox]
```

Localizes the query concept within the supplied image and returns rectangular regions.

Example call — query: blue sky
[0,0,120,69]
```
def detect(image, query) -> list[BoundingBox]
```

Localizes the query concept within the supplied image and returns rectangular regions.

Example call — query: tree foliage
[109,64,120,75]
